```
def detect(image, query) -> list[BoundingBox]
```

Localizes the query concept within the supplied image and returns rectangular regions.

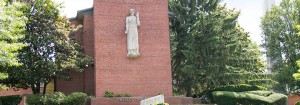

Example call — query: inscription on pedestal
[140,95,164,105]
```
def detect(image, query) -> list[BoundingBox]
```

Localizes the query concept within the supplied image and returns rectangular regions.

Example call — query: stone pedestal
[90,97,201,105]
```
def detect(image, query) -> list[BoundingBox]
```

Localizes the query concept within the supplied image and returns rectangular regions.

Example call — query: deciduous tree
[261,0,300,93]
[0,0,27,90]
[4,0,92,94]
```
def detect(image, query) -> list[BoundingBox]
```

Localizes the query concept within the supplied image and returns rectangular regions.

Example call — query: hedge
[0,95,22,105]
[205,84,266,101]
[212,91,288,105]
[210,84,267,92]
[26,92,88,105]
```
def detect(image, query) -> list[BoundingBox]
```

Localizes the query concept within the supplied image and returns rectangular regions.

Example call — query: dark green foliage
[26,94,43,105]
[26,92,88,105]
[211,84,267,92]
[205,84,266,102]
[212,91,288,105]
[63,92,88,105]
[104,91,114,98]
[169,0,270,96]
[0,95,22,105]
[296,101,300,105]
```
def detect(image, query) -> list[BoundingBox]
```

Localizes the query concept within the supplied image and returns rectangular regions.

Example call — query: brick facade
[93,0,172,97]
[57,0,172,97]
[1,0,176,104]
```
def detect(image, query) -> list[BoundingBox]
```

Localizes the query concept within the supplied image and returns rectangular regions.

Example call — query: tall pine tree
[170,0,269,96]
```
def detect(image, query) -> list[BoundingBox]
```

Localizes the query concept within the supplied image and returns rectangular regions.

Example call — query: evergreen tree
[170,0,269,96]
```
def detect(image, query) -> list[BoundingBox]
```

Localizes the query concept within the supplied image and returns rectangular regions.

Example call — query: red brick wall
[82,15,95,96]
[288,95,300,105]
[0,89,31,96]
[93,0,172,97]
[56,70,85,94]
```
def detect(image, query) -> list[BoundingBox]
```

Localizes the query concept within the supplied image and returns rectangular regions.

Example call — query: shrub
[212,91,288,105]
[43,92,66,105]
[0,95,22,105]
[26,92,88,105]
[26,94,43,105]
[124,93,132,97]
[205,84,266,102]
[115,93,123,97]
[296,101,300,105]
[211,84,267,92]
[62,92,88,105]
[104,91,114,98]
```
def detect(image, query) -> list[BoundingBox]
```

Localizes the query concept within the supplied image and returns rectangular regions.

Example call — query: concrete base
[90,96,201,105]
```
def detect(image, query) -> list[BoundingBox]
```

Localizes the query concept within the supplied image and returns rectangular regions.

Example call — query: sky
[53,0,282,45]
[52,0,93,17]
[221,0,282,45]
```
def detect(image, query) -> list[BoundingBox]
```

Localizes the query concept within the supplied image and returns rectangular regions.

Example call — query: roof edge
[73,7,94,20]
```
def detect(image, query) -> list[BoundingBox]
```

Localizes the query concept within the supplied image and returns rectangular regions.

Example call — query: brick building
[56,0,173,97]
[1,0,201,104]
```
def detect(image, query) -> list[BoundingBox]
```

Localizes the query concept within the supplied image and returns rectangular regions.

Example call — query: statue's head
[130,9,135,16]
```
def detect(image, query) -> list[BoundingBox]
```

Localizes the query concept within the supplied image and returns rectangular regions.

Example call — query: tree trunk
[43,80,50,94]
[186,84,192,97]
[31,84,37,94]
[54,77,57,92]
[35,83,40,94]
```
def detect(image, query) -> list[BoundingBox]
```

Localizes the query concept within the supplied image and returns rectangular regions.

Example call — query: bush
[0,95,22,105]
[26,94,43,105]
[115,93,123,97]
[211,84,267,92]
[205,84,266,102]
[124,93,132,97]
[296,101,300,105]
[212,91,288,105]
[26,92,88,105]
[44,92,66,105]
[63,92,88,105]
[104,91,114,98]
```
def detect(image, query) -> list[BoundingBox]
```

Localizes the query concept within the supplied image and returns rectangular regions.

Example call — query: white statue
[125,9,140,58]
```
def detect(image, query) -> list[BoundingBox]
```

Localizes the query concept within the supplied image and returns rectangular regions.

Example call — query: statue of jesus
[125,9,140,58]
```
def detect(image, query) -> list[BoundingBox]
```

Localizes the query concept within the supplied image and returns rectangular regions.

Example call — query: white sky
[53,0,283,45]
[52,0,93,17]
[221,0,282,45]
